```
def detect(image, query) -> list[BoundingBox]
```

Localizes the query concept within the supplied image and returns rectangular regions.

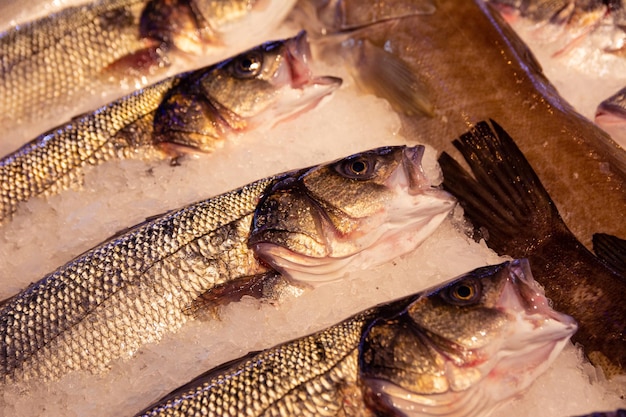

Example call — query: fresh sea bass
[133,260,577,417]
[303,0,626,250]
[0,0,296,136]
[0,31,340,226]
[438,120,626,377]
[0,145,455,382]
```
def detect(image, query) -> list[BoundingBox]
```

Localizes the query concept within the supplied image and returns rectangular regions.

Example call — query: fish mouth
[248,31,342,128]
[284,31,343,90]
[250,146,456,284]
[498,259,577,338]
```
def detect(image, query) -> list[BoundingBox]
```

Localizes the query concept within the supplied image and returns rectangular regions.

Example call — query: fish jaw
[359,260,576,417]
[249,146,456,284]
[246,30,343,129]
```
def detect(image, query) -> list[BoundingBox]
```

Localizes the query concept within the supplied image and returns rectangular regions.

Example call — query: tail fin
[437,120,565,257]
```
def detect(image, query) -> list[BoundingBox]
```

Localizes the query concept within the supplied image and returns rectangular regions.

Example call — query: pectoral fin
[184,271,300,319]
[102,42,171,79]
[350,40,433,117]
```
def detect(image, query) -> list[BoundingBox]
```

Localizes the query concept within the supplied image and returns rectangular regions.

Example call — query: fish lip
[500,259,578,336]
[403,145,428,193]
[389,145,450,197]
[285,30,343,89]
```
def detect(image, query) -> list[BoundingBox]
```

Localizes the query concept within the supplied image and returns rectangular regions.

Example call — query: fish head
[201,30,341,123]
[248,145,456,283]
[153,31,342,155]
[359,259,577,417]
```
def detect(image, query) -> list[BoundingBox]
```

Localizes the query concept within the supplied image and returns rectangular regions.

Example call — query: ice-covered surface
[505,17,626,149]
[0,2,624,416]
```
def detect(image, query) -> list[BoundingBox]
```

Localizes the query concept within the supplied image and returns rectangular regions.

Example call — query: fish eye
[444,279,481,306]
[232,52,263,78]
[336,155,377,180]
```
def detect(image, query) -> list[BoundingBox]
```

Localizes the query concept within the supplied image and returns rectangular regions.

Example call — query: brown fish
[303,0,626,251]
[438,119,626,377]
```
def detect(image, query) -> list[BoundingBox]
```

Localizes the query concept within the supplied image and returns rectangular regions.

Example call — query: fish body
[304,0,626,250]
[438,120,626,376]
[0,0,296,138]
[133,260,576,417]
[0,32,341,225]
[0,145,454,381]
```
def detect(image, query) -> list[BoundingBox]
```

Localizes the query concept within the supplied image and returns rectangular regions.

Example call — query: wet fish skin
[0,145,452,381]
[438,120,626,376]
[0,0,295,134]
[305,0,626,250]
[0,32,341,225]
[133,260,576,417]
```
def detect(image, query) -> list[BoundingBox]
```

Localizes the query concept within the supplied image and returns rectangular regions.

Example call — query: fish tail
[592,233,626,278]
[438,119,563,257]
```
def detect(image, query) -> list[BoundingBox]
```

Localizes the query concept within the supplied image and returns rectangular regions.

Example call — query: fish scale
[0,0,148,127]
[136,310,374,417]
[134,261,577,417]
[0,176,276,381]
[0,76,175,223]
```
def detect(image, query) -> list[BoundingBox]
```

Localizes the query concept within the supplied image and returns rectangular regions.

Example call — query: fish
[132,260,577,417]
[0,31,341,226]
[437,119,626,377]
[0,145,455,382]
[299,0,626,251]
[0,0,296,139]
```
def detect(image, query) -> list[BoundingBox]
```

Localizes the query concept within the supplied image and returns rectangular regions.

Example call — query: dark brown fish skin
[313,0,626,250]
[438,120,626,376]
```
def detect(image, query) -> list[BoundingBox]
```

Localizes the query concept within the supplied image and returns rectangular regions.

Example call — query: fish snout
[285,31,343,89]
[502,259,578,334]
[402,145,428,193]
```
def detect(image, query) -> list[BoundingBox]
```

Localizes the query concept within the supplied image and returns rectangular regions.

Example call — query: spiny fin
[592,233,626,277]
[437,119,566,257]
[183,271,287,319]
[350,40,433,117]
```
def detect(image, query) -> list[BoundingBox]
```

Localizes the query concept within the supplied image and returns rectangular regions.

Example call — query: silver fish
[133,260,576,417]
[0,145,455,381]
[0,0,296,138]
[0,31,341,226]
